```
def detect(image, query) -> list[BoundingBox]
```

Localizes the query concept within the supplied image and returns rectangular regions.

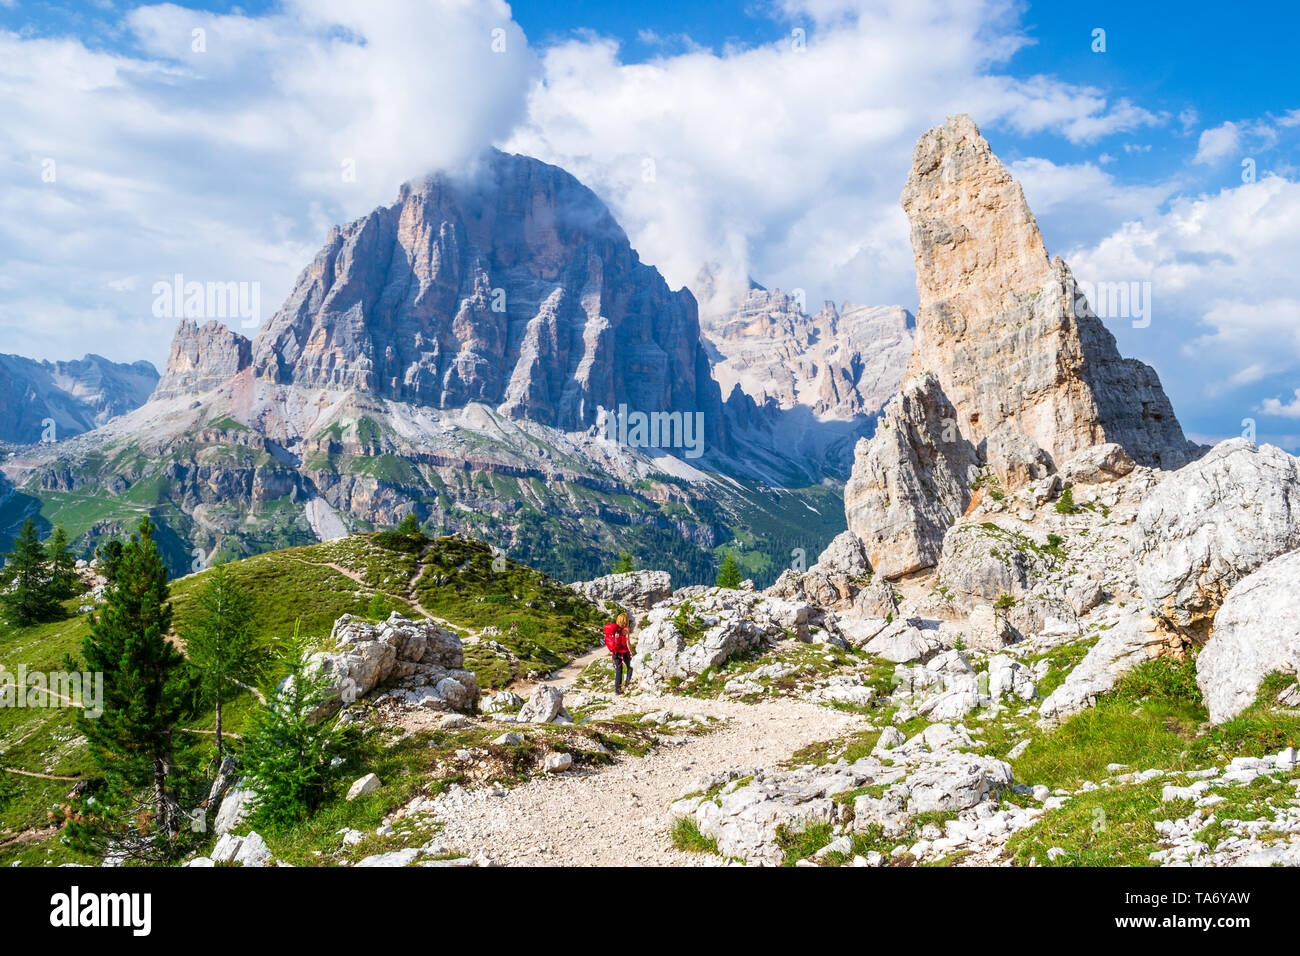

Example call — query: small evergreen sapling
[715,550,742,589]
[182,564,264,759]
[241,621,355,828]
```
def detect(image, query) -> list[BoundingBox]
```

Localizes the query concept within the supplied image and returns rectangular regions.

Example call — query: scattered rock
[346,773,381,801]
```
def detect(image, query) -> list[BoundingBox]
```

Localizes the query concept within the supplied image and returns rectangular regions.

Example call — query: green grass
[671,817,719,854]
[0,532,613,863]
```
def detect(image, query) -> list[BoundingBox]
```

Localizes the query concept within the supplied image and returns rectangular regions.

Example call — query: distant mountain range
[0,150,914,586]
[0,353,158,444]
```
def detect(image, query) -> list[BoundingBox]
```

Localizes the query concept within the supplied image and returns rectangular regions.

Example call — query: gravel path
[432,693,870,866]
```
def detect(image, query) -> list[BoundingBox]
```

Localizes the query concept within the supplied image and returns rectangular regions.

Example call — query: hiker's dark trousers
[613,652,632,692]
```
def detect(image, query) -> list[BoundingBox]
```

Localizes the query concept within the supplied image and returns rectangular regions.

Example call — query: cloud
[1261,389,1300,419]
[1064,176,1300,410]
[505,0,1164,314]
[0,0,537,365]
[1194,122,1243,164]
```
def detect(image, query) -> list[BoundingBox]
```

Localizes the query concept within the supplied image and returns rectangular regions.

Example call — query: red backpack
[603,621,629,653]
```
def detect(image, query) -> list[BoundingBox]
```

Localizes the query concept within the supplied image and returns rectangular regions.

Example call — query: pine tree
[397,512,421,536]
[74,518,191,854]
[96,539,124,585]
[0,518,57,625]
[182,564,262,759]
[240,621,353,828]
[715,550,742,589]
[612,551,635,574]
[47,524,78,600]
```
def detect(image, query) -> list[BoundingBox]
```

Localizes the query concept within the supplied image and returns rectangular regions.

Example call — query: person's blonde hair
[616,612,629,628]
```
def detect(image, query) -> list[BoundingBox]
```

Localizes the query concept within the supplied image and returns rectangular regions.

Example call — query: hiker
[602,612,633,694]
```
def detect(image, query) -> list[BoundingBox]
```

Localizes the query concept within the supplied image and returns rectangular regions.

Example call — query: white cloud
[1194,122,1242,163]
[505,0,1164,314]
[0,0,537,365]
[1065,176,1300,403]
[1261,389,1300,418]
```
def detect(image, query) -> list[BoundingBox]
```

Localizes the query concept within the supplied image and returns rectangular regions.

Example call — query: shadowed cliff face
[246,149,725,449]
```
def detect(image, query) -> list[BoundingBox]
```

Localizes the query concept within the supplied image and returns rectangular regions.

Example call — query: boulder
[1197,549,1300,723]
[214,785,254,836]
[1058,443,1135,485]
[636,589,811,688]
[984,431,1054,490]
[987,655,1037,702]
[934,522,1052,614]
[1039,609,1166,721]
[481,690,523,715]
[211,831,271,867]
[861,621,943,663]
[904,757,1014,813]
[542,752,573,773]
[301,612,479,721]
[517,684,566,723]
[346,773,381,801]
[1134,439,1300,638]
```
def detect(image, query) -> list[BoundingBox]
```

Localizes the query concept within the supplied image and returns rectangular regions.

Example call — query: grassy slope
[0,531,606,863]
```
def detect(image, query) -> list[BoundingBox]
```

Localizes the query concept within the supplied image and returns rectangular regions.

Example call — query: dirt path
[511,643,608,695]
[431,692,869,866]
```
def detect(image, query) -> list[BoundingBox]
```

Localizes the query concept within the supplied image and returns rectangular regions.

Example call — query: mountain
[0,353,159,444]
[1,150,848,585]
[846,114,1199,577]
[898,114,1194,471]
[701,286,912,423]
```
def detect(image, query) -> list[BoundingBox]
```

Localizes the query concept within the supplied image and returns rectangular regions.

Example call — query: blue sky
[1,0,1298,450]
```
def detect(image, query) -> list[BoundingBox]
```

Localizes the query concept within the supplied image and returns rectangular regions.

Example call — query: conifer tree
[47,524,78,600]
[75,517,190,853]
[0,518,57,625]
[715,550,742,589]
[182,564,262,759]
[241,621,353,827]
[612,551,635,574]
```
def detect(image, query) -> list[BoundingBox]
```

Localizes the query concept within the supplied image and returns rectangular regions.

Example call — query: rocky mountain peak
[0,352,159,443]
[846,115,1199,577]
[245,148,724,447]
[900,113,1193,471]
[153,319,252,401]
[701,286,912,422]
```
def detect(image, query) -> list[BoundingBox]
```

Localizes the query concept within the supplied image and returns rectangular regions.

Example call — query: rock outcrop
[302,612,479,720]
[569,570,672,618]
[1133,439,1300,640]
[1197,548,1300,723]
[842,113,1194,578]
[901,113,1192,472]
[0,352,159,443]
[1039,609,1167,722]
[636,588,812,688]
[152,319,253,401]
[844,374,979,577]
[766,531,896,618]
